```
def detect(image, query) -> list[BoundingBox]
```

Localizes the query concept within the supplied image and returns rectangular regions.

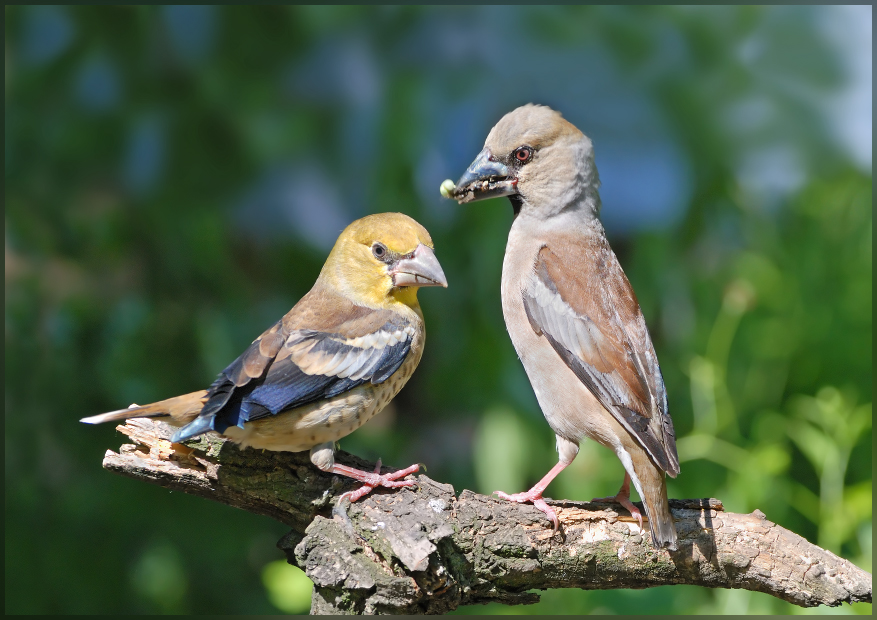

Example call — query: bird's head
[322,212,447,309]
[451,104,599,218]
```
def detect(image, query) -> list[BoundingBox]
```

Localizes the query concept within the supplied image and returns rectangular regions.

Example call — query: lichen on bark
[101,419,872,614]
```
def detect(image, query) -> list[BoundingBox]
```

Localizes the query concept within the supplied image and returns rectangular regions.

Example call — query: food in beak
[444,147,517,204]
[439,179,456,199]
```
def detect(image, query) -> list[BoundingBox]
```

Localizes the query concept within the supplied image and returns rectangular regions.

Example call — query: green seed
[439,179,456,199]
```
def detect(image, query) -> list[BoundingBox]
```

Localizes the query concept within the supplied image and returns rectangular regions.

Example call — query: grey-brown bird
[81,212,448,502]
[447,104,679,549]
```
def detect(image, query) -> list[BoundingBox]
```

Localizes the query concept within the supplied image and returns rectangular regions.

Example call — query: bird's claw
[494,490,527,503]
[592,493,643,532]
[339,463,420,503]
[494,490,560,531]
[532,498,560,531]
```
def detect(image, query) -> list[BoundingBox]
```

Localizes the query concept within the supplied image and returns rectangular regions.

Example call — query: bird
[81,212,448,503]
[444,104,679,550]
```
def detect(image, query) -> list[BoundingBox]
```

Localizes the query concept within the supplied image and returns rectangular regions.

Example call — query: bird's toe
[381,463,420,481]
[531,498,560,531]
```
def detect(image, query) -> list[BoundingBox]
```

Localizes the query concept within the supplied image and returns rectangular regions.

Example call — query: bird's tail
[80,390,208,427]
[637,459,678,551]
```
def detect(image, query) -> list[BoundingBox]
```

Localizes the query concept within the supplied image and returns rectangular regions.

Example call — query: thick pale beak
[391,244,448,288]
[452,147,518,204]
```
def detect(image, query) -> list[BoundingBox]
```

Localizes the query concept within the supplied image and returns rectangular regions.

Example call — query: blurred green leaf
[261,560,313,614]
[473,406,530,495]
[130,541,189,614]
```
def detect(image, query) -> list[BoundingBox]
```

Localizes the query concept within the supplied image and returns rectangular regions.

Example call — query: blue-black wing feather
[172,313,413,442]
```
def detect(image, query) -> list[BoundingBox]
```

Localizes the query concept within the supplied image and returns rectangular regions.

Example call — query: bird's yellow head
[321,213,448,309]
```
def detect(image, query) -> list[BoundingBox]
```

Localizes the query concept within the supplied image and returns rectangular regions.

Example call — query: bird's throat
[391,287,420,310]
[509,195,523,218]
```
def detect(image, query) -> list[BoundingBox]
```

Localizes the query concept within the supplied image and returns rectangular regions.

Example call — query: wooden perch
[102,419,871,614]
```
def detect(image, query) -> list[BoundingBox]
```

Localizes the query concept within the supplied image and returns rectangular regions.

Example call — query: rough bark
[102,419,871,614]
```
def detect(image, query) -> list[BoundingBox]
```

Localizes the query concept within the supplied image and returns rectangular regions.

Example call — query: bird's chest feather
[501,222,548,361]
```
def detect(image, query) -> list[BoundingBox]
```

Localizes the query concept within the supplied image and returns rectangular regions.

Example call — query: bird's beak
[452,147,518,204]
[391,244,448,288]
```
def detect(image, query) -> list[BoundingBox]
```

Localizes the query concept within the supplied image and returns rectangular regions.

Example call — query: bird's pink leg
[591,472,643,531]
[334,459,420,503]
[494,460,570,531]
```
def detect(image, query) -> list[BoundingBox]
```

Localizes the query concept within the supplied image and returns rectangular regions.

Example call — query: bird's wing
[187,286,415,436]
[522,236,679,476]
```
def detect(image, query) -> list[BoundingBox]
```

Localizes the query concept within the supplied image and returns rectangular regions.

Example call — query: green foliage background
[5,6,871,614]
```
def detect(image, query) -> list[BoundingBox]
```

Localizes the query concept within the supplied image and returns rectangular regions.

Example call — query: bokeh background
[5,5,871,615]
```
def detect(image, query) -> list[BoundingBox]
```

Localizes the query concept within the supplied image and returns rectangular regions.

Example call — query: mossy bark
[102,419,872,614]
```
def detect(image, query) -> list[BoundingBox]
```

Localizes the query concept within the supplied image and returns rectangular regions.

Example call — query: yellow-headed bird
[82,213,447,502]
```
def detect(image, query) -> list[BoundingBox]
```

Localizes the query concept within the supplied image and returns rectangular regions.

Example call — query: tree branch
[102,419,871,614]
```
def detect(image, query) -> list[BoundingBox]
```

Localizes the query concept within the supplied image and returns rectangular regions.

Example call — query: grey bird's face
[452,104,598,217]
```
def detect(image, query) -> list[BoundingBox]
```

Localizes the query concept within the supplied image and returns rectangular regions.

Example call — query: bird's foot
[334,461,420,503]
[494,489,559,531]
[591,472,644,531]
[591,491,643,532]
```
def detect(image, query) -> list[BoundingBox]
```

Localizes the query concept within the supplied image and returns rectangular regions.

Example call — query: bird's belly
[222,387,378,452]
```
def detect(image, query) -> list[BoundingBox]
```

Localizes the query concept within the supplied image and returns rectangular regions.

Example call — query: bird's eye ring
[372,243,388,259]
[514,146,533,163]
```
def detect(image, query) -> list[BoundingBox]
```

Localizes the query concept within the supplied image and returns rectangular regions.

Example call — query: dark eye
[372,243,388,259]
[514,146,533,163]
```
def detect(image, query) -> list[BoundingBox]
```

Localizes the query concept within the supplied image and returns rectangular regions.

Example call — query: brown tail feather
[80,390,208,427]
[630,449,678,550]
[642,476,677,550]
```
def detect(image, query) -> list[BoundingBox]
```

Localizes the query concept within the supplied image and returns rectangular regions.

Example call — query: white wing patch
[286,325,415,379]
[529,277,609,367]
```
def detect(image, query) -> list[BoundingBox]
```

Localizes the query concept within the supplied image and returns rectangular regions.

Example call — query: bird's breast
[500,225,544,354]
